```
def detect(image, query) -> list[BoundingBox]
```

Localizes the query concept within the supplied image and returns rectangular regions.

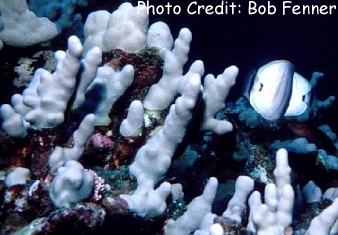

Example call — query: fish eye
[259,83,263,91]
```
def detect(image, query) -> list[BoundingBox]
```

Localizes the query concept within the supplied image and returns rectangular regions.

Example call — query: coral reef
[0,2,337,235]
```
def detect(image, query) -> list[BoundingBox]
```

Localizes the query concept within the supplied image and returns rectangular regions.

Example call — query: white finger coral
[49,160,94,208]
[0,0,58,48]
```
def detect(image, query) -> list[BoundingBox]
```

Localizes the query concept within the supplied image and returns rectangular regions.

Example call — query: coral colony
[0,1,338,235]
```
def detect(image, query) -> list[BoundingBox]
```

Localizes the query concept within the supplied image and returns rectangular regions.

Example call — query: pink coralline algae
[90,132,114,149]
